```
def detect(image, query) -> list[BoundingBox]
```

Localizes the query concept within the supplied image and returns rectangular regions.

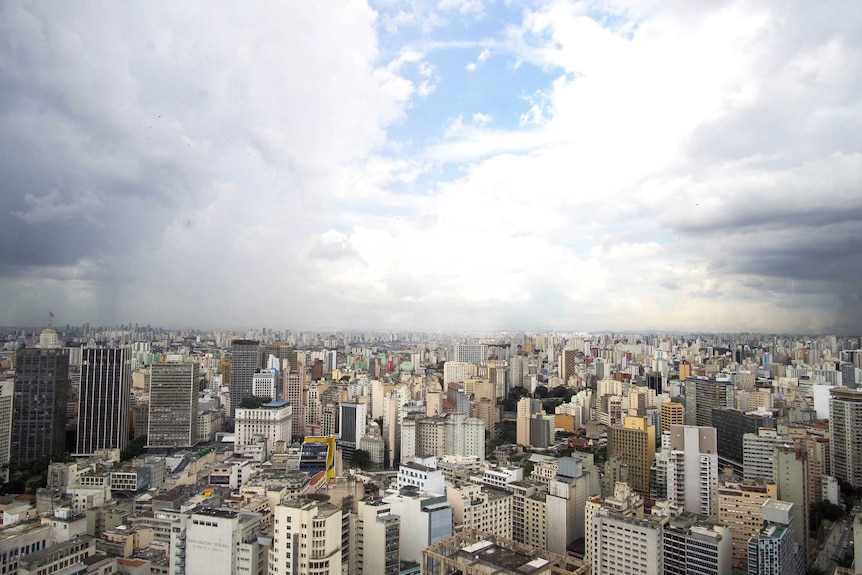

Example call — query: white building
[0,382,12,482]
[443,362,478,385]
[547,457,594,555]
[355,498,400,575]
[590,508,664,575]
[171,507,268,575]
[269,497,343,575]
[234,400,293,452]
[446,482,512,538]
[382,488,453,564]
[743,428,794,483]
[652,425,719,516]
[396,459,446,496]
[252,369,278,399]
[400,413,485,464]
[452,344,488,365]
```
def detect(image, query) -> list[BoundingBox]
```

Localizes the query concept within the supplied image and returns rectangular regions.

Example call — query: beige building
[446,482,512,539]
[659,402,684,434]
[717,479,777,563]
[609,416,655,499]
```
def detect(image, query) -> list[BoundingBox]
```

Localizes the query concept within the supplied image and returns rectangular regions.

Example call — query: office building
[338,402,366,447]
[355,498,400,575]
[717,479,778,564]
[743,429,793,483]
[546,457,593,555]
[662,513,732,575]
[688,378,734,428]
[452,344,488,365]
[229,339,260,421]
[442,362,477,385]
[830,387,862,489]
[252,368,278,399]
[0,522,52,575]
[269,497,343,575]
[712,408,776,472]
[234,400,293,452]
[516,398,543,446]
[589,506,664,575]
[400,414,485,463]
[283,368,306,438]
[446,482,512,538]
[608,416,656,499]
[76,347,132,456]
[660,402,684,435]
[382,487,453,563]
[747,500,804,575]
[148,359,200,448]
[11,345,69,465]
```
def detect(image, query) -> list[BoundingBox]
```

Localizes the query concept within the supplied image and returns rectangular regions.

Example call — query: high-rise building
[589,506,664,575]
[283,368,306,438]
[442,362,477,385]
[747,500,804,575]
[0,382,13,482]
[11,345,69,466]
[75,347,131,456]
[743,428,793,483]
[382,487,453,564]
[829,387,862,489]
[660,402,684,435]
[662,513,732,575]
[688,378,734,428]
[234,400,293,452]
[147,359,200,448]
[446,482,512,538]
[608,416,656,499]
[516,398,542,446]
[713,408,776,473]
[717,479,778,564]
[338,402,366,447]
[170,507,269,575]
[269,497,343,575]
[651,425,718,516]
[546,457,593,555]
[355,498,400,575]
[560,349,579,384]
[229,340,260,421]
[452,344,488,365]
[773,444,809,561]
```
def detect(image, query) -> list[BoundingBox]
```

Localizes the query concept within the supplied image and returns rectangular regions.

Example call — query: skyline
[2,1,861,334]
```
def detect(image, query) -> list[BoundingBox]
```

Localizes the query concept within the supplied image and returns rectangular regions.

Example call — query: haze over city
[1,1,861,334]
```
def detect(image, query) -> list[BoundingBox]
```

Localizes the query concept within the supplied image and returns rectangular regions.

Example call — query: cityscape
[0,324,861,575]
[2,1,862,575]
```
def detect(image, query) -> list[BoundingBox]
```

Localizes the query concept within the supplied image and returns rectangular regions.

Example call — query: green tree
[534,385,549,399]
[240,396,272,409]
[351,449,371,470]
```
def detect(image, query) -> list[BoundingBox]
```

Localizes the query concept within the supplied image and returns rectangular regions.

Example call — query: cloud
[2,0,861,334]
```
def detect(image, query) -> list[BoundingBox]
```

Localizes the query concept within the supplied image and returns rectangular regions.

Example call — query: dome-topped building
[39,314,60,349]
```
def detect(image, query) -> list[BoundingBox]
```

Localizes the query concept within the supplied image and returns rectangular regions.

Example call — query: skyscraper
[76,347,131,455]
[651,425,719,516]
[229,339,259,421]
[11,343,69,466]
[147,358,200,448]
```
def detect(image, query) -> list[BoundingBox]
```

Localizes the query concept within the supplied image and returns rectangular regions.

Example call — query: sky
[1,0,861,334]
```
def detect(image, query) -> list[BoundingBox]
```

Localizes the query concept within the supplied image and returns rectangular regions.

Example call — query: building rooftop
[454,540,552,574]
